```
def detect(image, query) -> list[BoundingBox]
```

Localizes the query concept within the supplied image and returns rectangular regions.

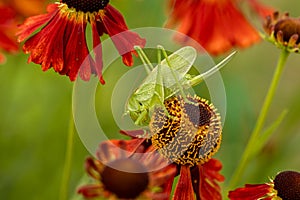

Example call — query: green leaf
[250,109,288,158]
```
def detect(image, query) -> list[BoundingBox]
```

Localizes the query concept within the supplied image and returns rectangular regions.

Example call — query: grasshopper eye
[139,102,143,106]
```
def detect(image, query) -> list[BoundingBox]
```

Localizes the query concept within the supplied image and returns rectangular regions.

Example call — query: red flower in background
[0,6,18,64]
[17,0,146,84]
[0,0,47,63]
[263,11,300,53]
[166,0,274,55]
[0,0,47,17]
[78,139,176,199]
[228,171,300,200]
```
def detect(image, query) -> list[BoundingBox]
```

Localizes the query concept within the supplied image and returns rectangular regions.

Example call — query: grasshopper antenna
[134,45,154,74]
[189,51,236,87]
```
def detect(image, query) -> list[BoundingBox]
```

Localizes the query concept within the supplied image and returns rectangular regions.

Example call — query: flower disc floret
[264,11,300,53]
[150,95,222,167]
[274,171,300,200]
[101,159,149,199]
[62,0,109,12]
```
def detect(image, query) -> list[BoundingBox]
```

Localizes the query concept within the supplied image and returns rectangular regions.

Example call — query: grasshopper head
[126,95,150,126]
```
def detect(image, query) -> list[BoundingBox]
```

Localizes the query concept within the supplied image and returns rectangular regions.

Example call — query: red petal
[199,159,224,200]
[17,4,58,42]
[85,157,102,180]
[165,0,194,27]
[173,166,196,200]
[22,11,66,72]
[168,0,260,55]
[0,6,16,24]
[0,31,18,52]
[150,164,177,188]
[91,20,105,84]
[121,51,134,66]
[228,183,272,200]
[103,5,128,30]
[247,0,274,18]
[0,53,6,64]
[96,139,146,163]
[162,176,175,197]
[119,129,146,138]
[101,5,146,66]
[0,6,18,53]
[63,15,93,81]
[77,184,103,198]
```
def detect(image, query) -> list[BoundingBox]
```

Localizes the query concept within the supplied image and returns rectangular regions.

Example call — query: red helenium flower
[0,5,19,63]
[17,0,146,84]
[263,11,300,53]
[166,0,274,55]
[121,129,225,200]
[78,139,177,200]
[228,171,300,200]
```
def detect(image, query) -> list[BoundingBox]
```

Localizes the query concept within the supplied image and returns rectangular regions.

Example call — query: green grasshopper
[126,45,235,126]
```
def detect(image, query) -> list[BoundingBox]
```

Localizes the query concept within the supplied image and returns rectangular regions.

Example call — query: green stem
[228,49,290,189]
[59,110,75,200]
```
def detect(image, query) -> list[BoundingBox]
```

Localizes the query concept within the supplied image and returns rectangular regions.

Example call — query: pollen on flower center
[62,0,109,12]
[101,158,149,199]
[150,95,222,167]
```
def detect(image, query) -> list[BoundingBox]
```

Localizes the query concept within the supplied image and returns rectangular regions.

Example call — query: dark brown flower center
[62,0,109,13]
[101,158,149,199]
[274,18,300,44]
[274,171,300,200]
[150,95,222,167]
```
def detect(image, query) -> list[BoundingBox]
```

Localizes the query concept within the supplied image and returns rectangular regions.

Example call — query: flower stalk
[59,109,75,200]
[228,49,290,189]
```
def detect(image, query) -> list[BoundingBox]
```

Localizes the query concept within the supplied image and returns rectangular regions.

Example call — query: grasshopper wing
[160,46,197,88]
[137,46,197,91]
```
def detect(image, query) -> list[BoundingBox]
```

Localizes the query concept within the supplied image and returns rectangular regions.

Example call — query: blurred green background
[1,0,300,199]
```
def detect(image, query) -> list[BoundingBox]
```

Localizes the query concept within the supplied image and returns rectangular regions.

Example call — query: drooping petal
[173,166,196,200]
[96,139,147,163]
[103,4,128,29]
[198,159,224,200]
[119,129,146,138]
[91,19,105,84]
[85,157,103,180]
[150,164,177,188]
[22,10,66,72]
[228,183,272,200]
[167,0,263,55]
[77,184,104,198]
[165,0,195,27]
[247,0,274,18]
[101,4,146,66]
[80,138,177,200]
[17,4,59,42]
[0,6,19,56]
[64,14,93,81]
[0,30,18,53]
[17,1,146,82]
